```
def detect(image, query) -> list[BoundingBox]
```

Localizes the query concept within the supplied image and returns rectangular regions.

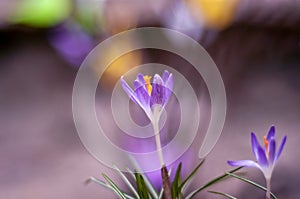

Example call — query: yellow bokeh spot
[187,0,239,29]
[92,37,142,88]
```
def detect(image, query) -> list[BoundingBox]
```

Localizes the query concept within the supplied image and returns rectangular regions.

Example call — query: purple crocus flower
[120,70,173,123]
[228,126,287,199]
[120,70,173,167]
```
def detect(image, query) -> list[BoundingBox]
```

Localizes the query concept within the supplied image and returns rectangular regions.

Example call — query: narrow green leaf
[209,190,238,199]
[185,166,243,199]
[85,176,111,189]
[113,165,140,199]
[87,176,135,199]
[226,172,277,199]
[140,172,158,198]
[102,173,127,199]
[172,162,182,199]
[135,173,148,199]
[179,159,205,190]
[135,173,150,199]
[130,157,158,198]
[158,187,164,199]
[126,167,136,181]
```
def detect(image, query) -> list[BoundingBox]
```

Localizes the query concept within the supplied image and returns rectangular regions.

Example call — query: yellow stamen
[263,136,269,158]
[144,75,152,96]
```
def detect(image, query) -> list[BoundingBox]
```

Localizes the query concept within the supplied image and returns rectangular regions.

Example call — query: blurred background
[1,0,300,198]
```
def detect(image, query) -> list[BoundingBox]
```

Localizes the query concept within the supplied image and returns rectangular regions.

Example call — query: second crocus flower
[228,126,287,199]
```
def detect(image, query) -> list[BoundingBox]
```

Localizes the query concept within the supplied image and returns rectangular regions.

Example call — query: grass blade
[102,173,127,199]
[158,187,164,199]
[225,172,277,199]
[135,173,150,199]
[85,176,110,189]
[179,159,205,190]
[171,162,182,199]
[126,167,136,181]
[129,157,158,198]
[113,165,140,199]
[86,177,135,199]
[185,166,243,199]
[209,190,238,199]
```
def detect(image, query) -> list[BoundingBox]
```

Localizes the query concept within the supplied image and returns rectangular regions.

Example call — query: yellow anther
[144,75,152,96]
[263,136,269,158]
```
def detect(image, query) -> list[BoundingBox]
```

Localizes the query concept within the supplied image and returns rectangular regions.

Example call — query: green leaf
[113,165,140,199]
[129,157,158,198]
[179,159,205,190]
[225,172,277,199]
[126,167,137,181]
[171,162,182,199]
[87,176,135,199]
[102,173,127,199]
[85,176,110,189]
[158,187,164,199]
[185,166,243,199]
[209,190,238,199]
[135,173,150,199]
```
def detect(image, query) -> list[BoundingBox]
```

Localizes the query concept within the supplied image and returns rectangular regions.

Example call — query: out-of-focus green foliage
[10,0,71,27]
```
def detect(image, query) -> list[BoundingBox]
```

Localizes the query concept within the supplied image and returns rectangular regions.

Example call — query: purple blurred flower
[228,126,287,179]
[120,70,173,123]
[48,22,95,66]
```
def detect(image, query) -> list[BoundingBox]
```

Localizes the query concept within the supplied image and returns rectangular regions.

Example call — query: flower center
[144,75,152,96]
[263,136,269,159]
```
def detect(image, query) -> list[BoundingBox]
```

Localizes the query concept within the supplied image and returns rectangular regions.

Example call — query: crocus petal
[251,132,261,160]
[133,79,146,93]
[163,86,172,107]
[163,73,173,105]
[120,77,139,105]
[121,77,150,114]
[134,73,146,90]
[268,137,276,164]
[135,86,150,110]
[164,73,174,91]
[150,83,165,107]
[267,125,275,141]
[227,160,260,168]
[162,70,170,83]
[256,145,269,167]
[275,136,287,162]
[153,74,164,85]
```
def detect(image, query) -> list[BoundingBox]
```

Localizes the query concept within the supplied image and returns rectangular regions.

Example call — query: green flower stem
[152,106,165,167]
[266,177,271,199]
[153,117,172,198]
[152,106,171,199]
[154,125,164,167]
